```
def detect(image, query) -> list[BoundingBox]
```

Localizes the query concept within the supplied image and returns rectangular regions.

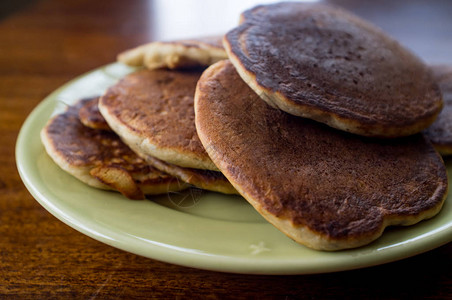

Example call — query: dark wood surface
[1,0,451,298]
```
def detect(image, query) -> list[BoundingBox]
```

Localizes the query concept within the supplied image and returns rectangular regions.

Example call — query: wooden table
[1,0,451,298]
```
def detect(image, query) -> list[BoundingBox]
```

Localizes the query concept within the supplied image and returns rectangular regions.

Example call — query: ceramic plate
[16,63,452,275]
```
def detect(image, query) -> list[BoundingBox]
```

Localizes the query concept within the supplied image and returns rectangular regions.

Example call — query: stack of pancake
[41,44,237,198]
[41,97,189,200]
[42,2,450,251]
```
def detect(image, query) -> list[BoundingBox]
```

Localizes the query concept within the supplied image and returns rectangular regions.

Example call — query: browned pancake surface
[99,68,217,170]
[195,60,447,250]
[78,96,110,130]
[41,100,185,199]
[47,102,142,171]
[224,3,442,137]
[424,65,452,155]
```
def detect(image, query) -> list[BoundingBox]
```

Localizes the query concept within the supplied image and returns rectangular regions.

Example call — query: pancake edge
[40,122,111,190]
[431,144,452,156]
[424,64,452,155]
[141,153,238,195]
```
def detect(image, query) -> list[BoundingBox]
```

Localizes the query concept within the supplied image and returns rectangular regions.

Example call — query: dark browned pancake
[78,96,110,130]
[41,99,188,199]
[99,68,218,171]
[118,36,228,69]
[424,65,452,155]
[223,2,442,138]
[194,60,448,251]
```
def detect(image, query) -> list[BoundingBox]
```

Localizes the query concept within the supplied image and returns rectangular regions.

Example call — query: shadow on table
[0,0,37,20]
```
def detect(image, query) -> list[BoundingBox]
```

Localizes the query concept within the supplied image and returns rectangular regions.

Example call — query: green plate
[16,63,452,275]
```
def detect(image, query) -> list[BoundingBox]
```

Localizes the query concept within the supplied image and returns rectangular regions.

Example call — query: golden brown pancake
[223,2,442,138]
[98,68,235,193]
[424,65,452,155]
[99,68,218,171]
[41,99,188,199]
[118,36,228,70]
[78,96,110,130]
[194,60,448,251]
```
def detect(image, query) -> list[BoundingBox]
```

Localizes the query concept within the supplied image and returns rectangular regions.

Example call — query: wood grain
[1,0,451,298]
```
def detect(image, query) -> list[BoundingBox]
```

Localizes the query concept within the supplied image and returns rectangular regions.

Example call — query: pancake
[140,153,237,195]
[99,68,218,171]
[118,36,228,70]
[41,99,188,199]
[223,2,442,138]
[424,65,452,155]
[194,60,448,251]
[98,68,236,193]
[78,96,110,130]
